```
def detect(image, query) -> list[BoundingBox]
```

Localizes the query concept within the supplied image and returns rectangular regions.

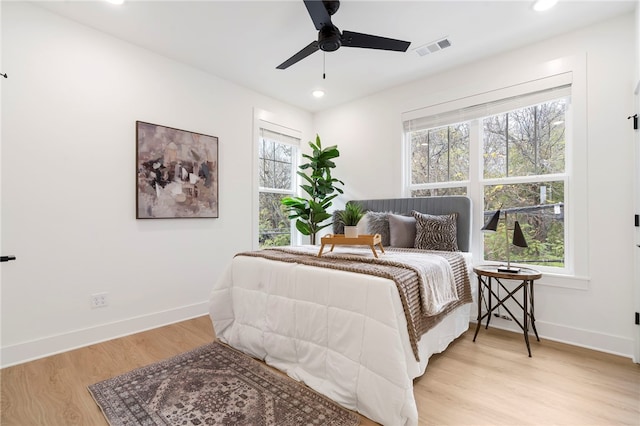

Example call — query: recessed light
[532,0,558,12]
[105,0,125,5]
[312,90,325,98]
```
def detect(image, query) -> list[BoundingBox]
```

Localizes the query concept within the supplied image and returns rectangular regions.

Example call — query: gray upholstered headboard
[350,196,472,252]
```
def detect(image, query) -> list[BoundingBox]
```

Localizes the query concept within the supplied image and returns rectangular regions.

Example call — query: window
[482,99,567,268]
[258,128,299,247]
[404,82,571,271]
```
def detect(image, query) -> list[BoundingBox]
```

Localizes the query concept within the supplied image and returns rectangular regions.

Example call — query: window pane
[483,99,566,178]
[259,157,274,188]
[483,114,507,178]
[410,124,469,185]
[259,192,291,247]
[274,161,292,190]
[274,143,292,163]
[483,181,565,267]
[259,138,294,190]
[537,100,566,174]
[410,130,429,184]
[411,187,467,197]
[261,138,275,160]
[449,124,470,181]
[428,128,449,182]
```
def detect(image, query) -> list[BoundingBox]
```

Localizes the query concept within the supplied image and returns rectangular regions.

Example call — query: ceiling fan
[276,0,411,70]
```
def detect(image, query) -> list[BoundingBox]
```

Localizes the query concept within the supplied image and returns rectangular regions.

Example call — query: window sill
[536,272,590,290]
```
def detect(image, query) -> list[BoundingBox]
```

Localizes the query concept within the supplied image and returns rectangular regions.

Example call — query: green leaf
[282,134,344,243]
[295,219,311,235]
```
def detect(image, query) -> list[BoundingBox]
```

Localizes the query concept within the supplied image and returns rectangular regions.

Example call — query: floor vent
[415,37,452,57]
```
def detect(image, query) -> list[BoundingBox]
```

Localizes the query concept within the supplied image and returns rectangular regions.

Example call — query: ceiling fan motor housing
[323,0,340,16]
[319,25,341,51]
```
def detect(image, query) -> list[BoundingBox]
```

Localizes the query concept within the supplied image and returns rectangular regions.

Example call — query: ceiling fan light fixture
[532,0,558,12]
[312,90,325,98]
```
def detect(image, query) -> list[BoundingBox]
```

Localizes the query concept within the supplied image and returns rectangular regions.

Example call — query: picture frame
[136,121,219,219]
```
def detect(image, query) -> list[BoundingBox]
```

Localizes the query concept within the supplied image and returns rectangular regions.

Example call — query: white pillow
[356,213,369,235]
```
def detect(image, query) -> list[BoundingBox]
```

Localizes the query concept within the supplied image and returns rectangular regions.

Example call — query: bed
[209,196,474,426]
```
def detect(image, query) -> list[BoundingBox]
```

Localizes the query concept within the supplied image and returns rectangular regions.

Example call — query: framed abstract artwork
[136,121,219,219]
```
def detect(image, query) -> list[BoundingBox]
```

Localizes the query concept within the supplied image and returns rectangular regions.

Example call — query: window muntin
[258,129,299,248]
[405,92,570,272]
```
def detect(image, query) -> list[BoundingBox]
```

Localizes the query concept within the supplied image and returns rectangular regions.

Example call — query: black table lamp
[482,208,528,273]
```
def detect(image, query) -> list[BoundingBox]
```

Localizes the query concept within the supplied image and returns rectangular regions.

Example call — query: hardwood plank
[2,317,638,426]
[414,328,640,426]
[1,316,215,426]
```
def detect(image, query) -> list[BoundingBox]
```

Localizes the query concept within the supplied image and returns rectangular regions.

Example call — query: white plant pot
[344,226,359,238]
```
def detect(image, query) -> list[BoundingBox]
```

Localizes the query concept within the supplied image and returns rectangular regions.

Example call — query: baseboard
[470,316,634,359]
[1,302,210,368]
[4,304,633,368]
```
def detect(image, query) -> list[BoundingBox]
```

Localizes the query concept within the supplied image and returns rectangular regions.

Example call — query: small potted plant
[338,202,365,238]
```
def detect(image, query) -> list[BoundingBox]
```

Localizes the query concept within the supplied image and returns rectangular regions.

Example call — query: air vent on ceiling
[415,37,451,57]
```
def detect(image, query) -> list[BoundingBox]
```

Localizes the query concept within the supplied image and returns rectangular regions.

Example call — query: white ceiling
[31,0,637,112]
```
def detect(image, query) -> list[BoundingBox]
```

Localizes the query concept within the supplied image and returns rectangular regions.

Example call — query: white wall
[0,2,313,367]
[315,13,638,358]
[2,3,636,367]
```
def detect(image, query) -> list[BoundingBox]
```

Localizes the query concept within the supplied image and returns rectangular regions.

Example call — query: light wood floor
[2,316,639,425]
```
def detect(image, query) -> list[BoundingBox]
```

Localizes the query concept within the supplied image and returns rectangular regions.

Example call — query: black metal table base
[472,274,539,356]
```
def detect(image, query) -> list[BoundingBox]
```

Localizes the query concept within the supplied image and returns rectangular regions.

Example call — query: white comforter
[209,246,472,426]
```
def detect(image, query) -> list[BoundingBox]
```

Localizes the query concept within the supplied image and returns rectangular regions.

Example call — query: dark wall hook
[0,73,7,78]
[628,114,638,130]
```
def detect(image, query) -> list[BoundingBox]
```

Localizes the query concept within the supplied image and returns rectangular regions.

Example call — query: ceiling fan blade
[304,0,332,30]
[341,30,411,52]
[276,41,320,69]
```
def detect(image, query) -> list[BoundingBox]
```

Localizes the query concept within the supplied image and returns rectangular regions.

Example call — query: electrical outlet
[90,292,109,309]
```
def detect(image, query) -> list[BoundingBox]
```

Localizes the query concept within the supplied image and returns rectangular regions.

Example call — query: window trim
[401,55,589,287]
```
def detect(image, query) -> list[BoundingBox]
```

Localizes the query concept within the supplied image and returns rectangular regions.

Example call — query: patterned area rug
[88,341,360,426]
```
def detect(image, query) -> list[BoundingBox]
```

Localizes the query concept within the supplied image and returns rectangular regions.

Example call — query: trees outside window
[482,100,567,267]
[405,90,570,270]
[258,129,299,247]
[408,123,470,197]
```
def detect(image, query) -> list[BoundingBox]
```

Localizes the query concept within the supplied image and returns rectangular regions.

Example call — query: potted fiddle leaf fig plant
[281,135,344,245]
[338,201,365,238]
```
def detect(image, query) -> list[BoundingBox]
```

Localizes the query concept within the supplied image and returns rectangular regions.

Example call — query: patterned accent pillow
[366,211,391,246]
[411,211,459,251]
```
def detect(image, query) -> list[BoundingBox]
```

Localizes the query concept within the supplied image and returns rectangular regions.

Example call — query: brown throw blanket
[236,247,472,361]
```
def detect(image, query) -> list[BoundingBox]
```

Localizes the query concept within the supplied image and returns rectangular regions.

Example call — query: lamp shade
[481,209,500,232]
[512,220,528,248]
